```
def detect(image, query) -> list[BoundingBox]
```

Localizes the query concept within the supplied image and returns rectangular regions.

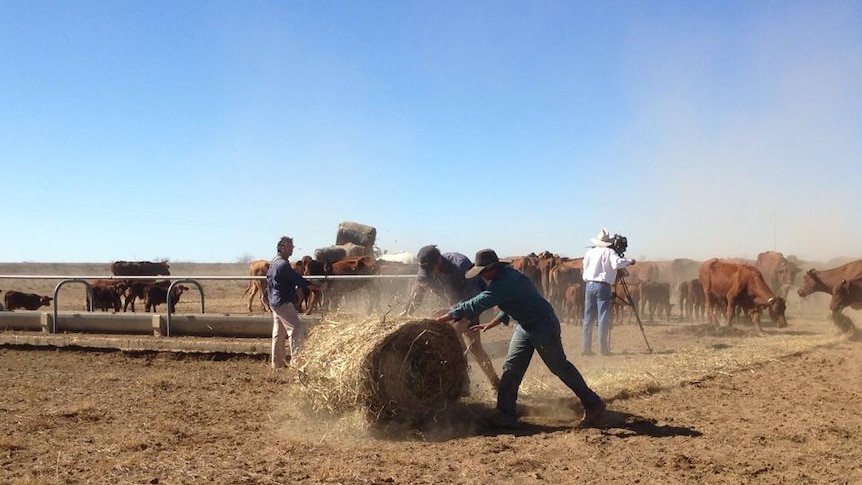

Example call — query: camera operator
[582,228,636,356]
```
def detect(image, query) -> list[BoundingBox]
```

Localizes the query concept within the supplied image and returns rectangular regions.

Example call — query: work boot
[579,400,606,427]
[488,409,520,429]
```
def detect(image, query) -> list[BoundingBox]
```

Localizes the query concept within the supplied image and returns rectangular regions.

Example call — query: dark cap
[465,249,510,279]
[417,245,441,269]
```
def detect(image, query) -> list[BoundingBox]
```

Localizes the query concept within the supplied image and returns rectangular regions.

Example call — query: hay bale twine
[295,317,467,425]
[335,221,377,248]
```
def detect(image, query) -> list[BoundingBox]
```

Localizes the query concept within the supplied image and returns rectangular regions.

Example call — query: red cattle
[755,251,800,298]
[797,260,862,299]
[323,256,379,312]
[641,281,673,322]
[4,291,53,311]
[699,259,788,334]
[562,282,585,324]
[88,280,127,312]
[144,281,189,313]
[243,260,271,313]
[537,251,561,298]
[686,278,706,322]
[510,253,542,294]
[110,261,171,277]
[830,277,862,312]
[548,258,583,313]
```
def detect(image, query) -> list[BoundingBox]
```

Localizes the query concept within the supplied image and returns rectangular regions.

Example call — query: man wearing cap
[582,229,636,356]
[403,245,500,391]
[436,249,606,429]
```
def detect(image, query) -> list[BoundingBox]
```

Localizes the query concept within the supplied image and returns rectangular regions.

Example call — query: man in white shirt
[582,229,636,356]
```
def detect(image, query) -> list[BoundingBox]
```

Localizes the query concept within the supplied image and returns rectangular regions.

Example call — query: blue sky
[2,1,860,264]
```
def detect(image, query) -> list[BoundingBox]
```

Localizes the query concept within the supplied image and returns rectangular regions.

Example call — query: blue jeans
[498,316,602,418]
[583,281,612,354]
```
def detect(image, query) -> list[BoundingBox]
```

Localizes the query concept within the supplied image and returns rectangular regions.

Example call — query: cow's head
[796,268,823,297]
[766,296,788,328]
[829,279,851,312]
[39,296,54,306]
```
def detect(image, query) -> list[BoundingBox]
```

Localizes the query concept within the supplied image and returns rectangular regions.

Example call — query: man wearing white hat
[582,229,636,356]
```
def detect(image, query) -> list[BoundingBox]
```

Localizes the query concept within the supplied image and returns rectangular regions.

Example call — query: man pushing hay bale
[293,317,468,426]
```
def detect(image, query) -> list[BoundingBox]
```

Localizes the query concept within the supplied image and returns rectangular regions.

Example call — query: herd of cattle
[241,250,862,333]
[1,261,187,313]
[2,254,861,333]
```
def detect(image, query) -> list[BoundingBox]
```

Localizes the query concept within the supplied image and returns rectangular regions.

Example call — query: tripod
[614,272,653,353]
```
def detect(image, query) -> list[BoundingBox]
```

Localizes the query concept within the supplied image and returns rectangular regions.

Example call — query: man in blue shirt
[436,249,606,428]
[267,236,325,370]
[404,245,500,391]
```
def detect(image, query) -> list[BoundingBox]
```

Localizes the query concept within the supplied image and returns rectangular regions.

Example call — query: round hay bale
[314,246,347,264]
[335,221,377,248]
[294,317,467,425]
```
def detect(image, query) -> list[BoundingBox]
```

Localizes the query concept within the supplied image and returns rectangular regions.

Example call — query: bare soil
[1,263,861,484]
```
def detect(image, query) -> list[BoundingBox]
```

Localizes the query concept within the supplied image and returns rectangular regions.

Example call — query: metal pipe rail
[2,273,416,335]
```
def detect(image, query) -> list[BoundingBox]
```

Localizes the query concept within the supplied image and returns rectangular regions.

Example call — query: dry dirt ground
[1,263,861,484]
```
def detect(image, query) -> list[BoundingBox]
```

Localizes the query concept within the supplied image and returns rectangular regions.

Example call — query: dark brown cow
[144,281,189,313]
[685,278,706,322]
[297,256,328,314]
[537,251,561,298]
[699,259,788,334]
[830,277,862,312]
[641,281,673,322]
[797,260,862,299]
[548,258,583,313]
[4,291,53,311]
[322,256,379,312]
[88,279,126,312]
[755,251,800,298]
[243,260,271,313]
[110,261,171,277]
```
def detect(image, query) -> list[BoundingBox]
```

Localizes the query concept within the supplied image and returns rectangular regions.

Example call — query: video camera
[610,234,628,258]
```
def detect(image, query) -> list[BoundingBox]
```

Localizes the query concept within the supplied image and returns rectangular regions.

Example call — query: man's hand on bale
[434,313,454,323]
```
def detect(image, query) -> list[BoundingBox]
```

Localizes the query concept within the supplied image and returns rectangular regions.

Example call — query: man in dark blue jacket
[267,236,325,370]
[437,249,605,428]
[404,245,500,390]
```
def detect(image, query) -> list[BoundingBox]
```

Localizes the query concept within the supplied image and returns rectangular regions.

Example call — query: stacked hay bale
[314,221,377,263]
[294,317,468,425]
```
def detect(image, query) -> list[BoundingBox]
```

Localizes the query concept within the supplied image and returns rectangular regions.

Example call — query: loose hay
[292,317,468,426]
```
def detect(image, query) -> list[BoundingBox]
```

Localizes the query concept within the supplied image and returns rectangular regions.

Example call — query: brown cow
[562,282,585,324]
[755,251,800,298]
[110,261,171,277]
[243,260,271,313]
[830,277,862,312]
[548,258,583,313]
[88,279,127,312]
[641,281,673,322]
[510,253,542,294]
[322,256,379,312]
[685,278,706,322]
[4,291,53,311]
[797,260,862,299]
[699,259,788,334]
[144,281,189,313]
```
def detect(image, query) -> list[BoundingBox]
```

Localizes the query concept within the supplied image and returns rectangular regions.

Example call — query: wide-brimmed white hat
[590,228,613,247]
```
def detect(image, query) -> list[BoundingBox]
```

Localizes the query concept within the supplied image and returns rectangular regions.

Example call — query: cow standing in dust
[244,260,271,313]
[699,259,788,334]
